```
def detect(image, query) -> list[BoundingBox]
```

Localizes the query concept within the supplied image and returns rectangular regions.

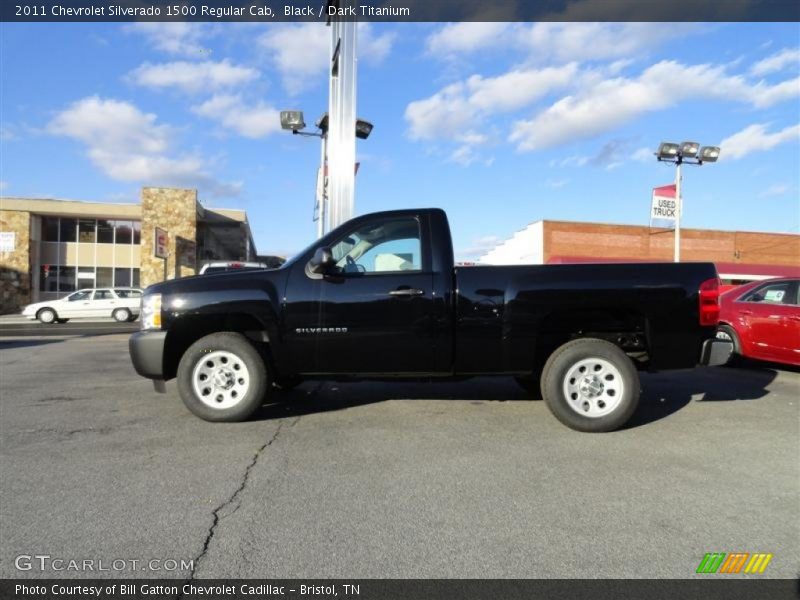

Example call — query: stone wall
[139,188,197,288]
[0,209,32,314]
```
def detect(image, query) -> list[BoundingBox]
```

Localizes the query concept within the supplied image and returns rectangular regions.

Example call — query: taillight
[699,277,720,326]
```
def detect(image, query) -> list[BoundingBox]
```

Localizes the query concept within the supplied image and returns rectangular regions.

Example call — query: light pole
[655,142,720,262]
[280,110,373,238]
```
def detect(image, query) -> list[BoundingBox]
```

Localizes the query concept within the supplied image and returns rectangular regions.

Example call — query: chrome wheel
[38,309,55,323]
[192,351,251,410]
[562,357,624,418]
[716,330,733,342]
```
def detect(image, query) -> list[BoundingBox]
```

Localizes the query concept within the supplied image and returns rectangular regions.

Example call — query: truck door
[284,214,436,374]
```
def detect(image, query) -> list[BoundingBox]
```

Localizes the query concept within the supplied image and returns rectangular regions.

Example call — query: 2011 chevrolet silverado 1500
[129,208,732,432]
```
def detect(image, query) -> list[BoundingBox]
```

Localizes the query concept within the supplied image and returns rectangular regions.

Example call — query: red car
[717,278,800,366]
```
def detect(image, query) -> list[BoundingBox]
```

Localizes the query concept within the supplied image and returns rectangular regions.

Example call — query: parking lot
[0,333,797,579]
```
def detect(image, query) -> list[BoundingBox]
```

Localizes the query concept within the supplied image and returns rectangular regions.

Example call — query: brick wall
[544,221,800,269]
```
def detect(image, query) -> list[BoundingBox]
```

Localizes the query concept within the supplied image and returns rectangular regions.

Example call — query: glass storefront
[37,217,141,297]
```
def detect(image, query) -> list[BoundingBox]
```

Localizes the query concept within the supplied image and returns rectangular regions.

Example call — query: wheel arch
[530,307,650,373]
[163,313,274,381]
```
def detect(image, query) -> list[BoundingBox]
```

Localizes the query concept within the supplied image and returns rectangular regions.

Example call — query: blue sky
[1,22,798,259]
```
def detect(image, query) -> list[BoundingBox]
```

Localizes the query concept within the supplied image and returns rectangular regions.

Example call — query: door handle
[389,288,424,296]
[739,310,753,316]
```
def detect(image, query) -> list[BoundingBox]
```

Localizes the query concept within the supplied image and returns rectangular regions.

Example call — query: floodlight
[680,141,699,158]
[698,146,720,163]
[355,119,374,140]
[657,142,680,160]
[280,110,306,132]
[316,113,329,134]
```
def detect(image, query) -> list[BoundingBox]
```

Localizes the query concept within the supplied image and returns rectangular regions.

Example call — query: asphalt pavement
[0,334,798,579]
[0,316,138,337]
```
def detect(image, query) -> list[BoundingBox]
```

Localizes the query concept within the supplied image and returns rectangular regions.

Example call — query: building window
[96,267,113,288]
[40,266,58,292]
[132,268,140,288]
[60,267,76,292]
[115,220,132,244]
[97,220,114,244]
[78,219,96,243]
[132,221,141,244]
[42,217,60,242]
[60,218,77,243]
[39,266,77,293]
[114,267,131,287]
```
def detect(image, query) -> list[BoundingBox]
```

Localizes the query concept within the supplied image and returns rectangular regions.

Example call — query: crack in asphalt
[185,420,288,584]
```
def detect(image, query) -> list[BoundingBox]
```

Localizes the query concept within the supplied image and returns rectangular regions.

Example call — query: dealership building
[0,187,257,313]
[478,220,800,283]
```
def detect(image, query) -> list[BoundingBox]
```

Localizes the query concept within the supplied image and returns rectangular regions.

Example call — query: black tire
[514,375,542,399]
[55,318,70,324]
[113,308,131,323]
[541,338,640,433]
[177,332,270,422]
[37,308,57,324]
[274,375,303,391]
[716,324,742,366]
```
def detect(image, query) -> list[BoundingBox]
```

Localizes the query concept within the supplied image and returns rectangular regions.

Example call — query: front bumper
[700,338,734,366]
[129,330,167,379]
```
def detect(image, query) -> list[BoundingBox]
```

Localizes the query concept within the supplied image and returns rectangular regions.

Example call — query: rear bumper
[129,330,167,379]
[700,338,734,366]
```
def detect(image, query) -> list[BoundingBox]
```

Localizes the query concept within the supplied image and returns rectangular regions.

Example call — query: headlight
[140,294,162,330]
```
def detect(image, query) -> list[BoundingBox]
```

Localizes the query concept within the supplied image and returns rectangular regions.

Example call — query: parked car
[717,278,800,367]
[199,261,269,275]
[129,208,731,433]
[23,288,143,324]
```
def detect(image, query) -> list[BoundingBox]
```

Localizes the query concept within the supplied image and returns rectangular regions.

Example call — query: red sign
[154,227,168,259]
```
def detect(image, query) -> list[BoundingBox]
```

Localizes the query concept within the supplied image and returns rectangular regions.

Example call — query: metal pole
[327,5,357,231]
[316,134,327,239]
[674,160,682,263]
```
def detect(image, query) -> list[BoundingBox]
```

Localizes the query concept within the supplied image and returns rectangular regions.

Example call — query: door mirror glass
[308,246,335,274]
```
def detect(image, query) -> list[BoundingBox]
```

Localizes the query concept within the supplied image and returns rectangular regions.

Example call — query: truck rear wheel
[541,338,639,433]
[177,332,270,422]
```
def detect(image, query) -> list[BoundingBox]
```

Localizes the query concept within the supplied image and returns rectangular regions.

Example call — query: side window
[330,217,422,274]
[67,291,91,302]
[93,290,113,300]
[741,282,793,305]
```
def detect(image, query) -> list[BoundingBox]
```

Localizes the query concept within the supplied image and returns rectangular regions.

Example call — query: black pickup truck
[130,208,731,432]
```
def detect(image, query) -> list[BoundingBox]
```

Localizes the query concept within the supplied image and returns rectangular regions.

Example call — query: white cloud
[259,23,394,94]
[545,178,569,189]
[124,23,212,56]
[405,63,577,143]
[758,183,792,198]
[128,60,259,93]
[425,22,700,64]
[426,23,511,57]
[192,94,282,138]
[510,61,800,151]
[750,48,800,76]
[631,147,654,162]
[719,123,800,160]
[48,96,239,197]
[458,235,502,259]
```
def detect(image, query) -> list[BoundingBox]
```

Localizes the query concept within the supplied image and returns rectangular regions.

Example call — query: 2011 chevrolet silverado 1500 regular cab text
[129,208,732,432]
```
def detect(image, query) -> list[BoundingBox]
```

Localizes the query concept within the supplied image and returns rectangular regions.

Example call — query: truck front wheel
[176,332,270,422]
[541,338,640,433]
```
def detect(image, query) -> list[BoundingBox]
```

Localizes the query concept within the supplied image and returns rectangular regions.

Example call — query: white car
[22,288,143,324]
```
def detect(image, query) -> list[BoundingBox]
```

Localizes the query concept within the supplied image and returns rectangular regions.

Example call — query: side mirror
[308,246,335,274]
